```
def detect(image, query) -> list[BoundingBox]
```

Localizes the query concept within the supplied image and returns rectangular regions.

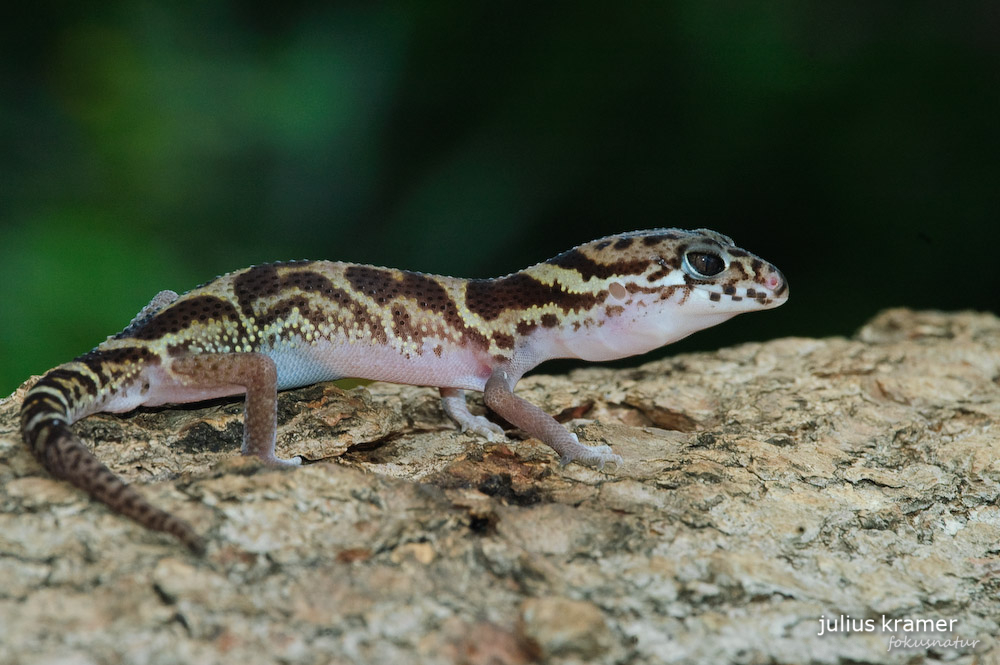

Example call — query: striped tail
[19,366,206,553]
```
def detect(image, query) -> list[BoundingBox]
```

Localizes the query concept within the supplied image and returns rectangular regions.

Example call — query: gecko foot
[558,435,623,471]
[456,415,506,442]
[259,454,303,467]
[440,388,506,442]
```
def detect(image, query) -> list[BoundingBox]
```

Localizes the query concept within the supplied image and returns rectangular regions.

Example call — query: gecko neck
[518,286,739,364]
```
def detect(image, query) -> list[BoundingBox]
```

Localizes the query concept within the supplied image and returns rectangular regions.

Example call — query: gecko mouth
[700,278,788,308]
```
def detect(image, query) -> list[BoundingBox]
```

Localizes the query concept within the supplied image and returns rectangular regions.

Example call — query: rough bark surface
[1,309,998,665]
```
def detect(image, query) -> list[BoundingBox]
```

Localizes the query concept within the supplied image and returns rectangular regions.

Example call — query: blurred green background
[2,2,998,395]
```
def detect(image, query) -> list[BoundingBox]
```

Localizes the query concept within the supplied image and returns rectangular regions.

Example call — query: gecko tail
[19,374,206,554]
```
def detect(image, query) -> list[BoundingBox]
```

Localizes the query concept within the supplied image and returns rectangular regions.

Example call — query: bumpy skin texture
[20,228,788,552]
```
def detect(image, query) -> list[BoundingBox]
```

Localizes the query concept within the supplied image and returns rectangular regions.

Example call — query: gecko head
[548,228,788,317]
[589,228,788,314]
[666,228,787,312]
[593,228,788,343]
[528,228,788,361]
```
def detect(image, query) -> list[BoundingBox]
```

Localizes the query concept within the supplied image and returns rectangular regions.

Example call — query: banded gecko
[20,229,787,552]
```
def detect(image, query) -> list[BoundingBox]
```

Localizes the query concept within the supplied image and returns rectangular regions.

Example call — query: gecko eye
[683,251,726,279]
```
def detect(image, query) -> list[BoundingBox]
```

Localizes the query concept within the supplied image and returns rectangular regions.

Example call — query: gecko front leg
[171,352,301,466]
[483,370,622,470]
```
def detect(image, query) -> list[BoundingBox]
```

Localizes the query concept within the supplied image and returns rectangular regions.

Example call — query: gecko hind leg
[439,387,505,441]
[171,352,301,467]
[483,371,622,470]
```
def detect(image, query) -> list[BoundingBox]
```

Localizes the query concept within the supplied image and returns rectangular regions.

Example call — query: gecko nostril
[766,270,787,295]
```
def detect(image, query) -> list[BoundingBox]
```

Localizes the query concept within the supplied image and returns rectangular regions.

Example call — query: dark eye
[683,251,726,278]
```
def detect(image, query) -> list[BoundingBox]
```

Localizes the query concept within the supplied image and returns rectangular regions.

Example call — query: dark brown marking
[651,255,682,286]
[344,265,398,303]
[465,327,491,352]
[346,268,467,332]
[21,391,67,414]
[80,345,159,366]
[642,232,680,246]
[709,292,722,302]
[401,272,465,329]
[232,263,323,317]
[284,269,333,296]
[595,240,612,250]
[261,288,390,346]
[233,264,282,315]
[729,249,749,258]
[54,376,85,402]
[546,249,649,282]
[541,313,558,328]
[346,266,440,308]
[723,284,737,296]
[41,367,98,398]
[433,345,443,357]
[657,285,689,303]
[729,262,749,280]
[605,305,625,317]
[466,274,603,321]
[647,267,672,282]
[125,296,243,341]
[255,295,307,328]
[516,320,538,336]
[731,296,743,302]
[74,347,160,388]
[166,340,197,357]
[20,396,68,439]
[614,237,634,250]
[391,306,412,338]
[492,332,515,350]
[746,288,757,298]
[344,267,488,350]
[626,282,660,294]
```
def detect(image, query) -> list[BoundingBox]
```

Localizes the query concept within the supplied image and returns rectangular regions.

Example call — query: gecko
[19,228,787,553]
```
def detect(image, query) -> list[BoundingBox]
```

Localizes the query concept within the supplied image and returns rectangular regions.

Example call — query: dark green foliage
[2,2,997,393]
